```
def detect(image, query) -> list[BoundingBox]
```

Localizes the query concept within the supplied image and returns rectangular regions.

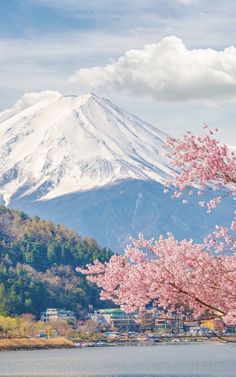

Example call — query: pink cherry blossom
[77,127,236,326]
[166,128,236,210]
[78,233,236,324]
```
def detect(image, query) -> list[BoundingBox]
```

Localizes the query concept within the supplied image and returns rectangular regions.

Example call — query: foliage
[0,206,113,317]
[0,313,74,338]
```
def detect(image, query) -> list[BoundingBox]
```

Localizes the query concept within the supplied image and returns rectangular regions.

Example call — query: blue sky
[0,0,236,143]
[0,1,97,37]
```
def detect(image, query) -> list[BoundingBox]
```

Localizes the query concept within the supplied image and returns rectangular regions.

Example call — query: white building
[41,308,76,326]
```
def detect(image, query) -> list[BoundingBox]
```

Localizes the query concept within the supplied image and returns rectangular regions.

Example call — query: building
[90,307,187,334]
[90,308,138,331]
[154,318,173,334]
[40,308,76,327]
[139,312,155,332]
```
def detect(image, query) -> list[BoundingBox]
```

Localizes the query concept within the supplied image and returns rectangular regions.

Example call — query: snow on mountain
[0,92,233,252]
[0,91,172,205]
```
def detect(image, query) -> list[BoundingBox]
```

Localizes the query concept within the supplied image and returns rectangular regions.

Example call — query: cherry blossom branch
[165,126,236,213]
[77,126,236,328]
[78,233,236,325]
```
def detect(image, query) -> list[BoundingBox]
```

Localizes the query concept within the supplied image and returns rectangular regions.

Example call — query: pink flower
[78,231,236,325]
[78,127,236,326]
[165,128,236,211]
[231,219,236,231]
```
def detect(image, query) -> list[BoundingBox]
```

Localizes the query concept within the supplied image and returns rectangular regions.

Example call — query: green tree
[0,283,7,316]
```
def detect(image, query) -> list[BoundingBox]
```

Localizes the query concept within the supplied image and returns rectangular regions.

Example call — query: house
[40,308,76,327]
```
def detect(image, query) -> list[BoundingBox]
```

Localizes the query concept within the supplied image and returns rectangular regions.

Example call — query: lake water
[0,343,235,377]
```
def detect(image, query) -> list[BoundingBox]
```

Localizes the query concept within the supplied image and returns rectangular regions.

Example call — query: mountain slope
[10,179,232,252]
[0,205,113,317]
[0,91,171,205]
[0,92,232,252]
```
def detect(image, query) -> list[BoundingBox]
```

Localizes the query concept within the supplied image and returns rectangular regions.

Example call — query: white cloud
[0,91,61,123]
[69,36,236,103]
[177,0,197,5]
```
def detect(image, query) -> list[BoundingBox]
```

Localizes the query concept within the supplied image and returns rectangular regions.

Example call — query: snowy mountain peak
[0,91,172,205]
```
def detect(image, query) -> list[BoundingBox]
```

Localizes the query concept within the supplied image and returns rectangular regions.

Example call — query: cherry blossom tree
[77,127,236,325]
[77,233,236,324]
[166,127,236,220]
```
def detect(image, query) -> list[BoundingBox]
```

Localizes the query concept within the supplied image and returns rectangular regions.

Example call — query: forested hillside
[0,206,113,317]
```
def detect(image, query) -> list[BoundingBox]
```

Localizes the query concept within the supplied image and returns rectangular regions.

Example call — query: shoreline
[0,337,75,351]
[0,335,235,351]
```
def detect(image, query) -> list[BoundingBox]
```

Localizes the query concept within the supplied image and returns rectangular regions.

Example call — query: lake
[0,343,235,377]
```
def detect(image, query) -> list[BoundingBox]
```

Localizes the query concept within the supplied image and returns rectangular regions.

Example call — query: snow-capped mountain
[0,91,171,205]
[0,92,232,252]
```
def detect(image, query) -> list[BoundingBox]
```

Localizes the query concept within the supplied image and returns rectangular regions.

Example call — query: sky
[0,0,236,143]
